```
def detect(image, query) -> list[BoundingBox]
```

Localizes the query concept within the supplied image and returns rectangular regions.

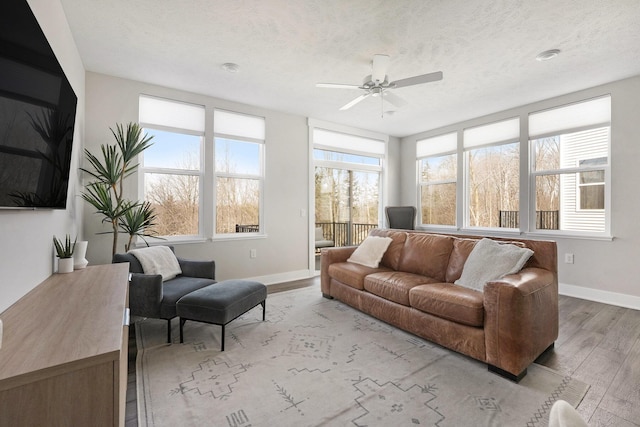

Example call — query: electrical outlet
[250,249,257,259]
[564,253,574,264]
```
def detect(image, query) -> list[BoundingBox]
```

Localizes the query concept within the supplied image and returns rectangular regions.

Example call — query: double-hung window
[139,95,204,238]
[463,118,520,229]
[529,96,611,234]
[417,132,457,226]
[214,109,265,235]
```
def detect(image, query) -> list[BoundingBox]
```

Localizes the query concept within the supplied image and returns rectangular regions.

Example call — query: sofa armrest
[320,246,357,296]
[129,273,164,318]
[177,258,216,280]
[483,267,558,378]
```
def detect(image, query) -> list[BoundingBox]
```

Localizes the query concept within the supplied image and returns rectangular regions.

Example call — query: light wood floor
[125,277,640,426]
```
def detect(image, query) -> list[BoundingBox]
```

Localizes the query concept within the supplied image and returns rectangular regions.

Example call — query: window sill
[213,233,268,242]
[525,231,614,241]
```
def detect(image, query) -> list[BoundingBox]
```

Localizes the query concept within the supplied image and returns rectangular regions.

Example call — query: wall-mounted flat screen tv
[0,0,78,209]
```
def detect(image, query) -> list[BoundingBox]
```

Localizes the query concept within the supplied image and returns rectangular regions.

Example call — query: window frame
[462,118,521,232]
[417,151,458,228]
[528,106,611,238]
[576,157,606,212]
[213,109,266,238]
[139,97,206,242]
[414,95,612,240]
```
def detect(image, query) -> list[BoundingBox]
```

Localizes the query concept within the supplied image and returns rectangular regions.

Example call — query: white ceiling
[59,0,640,138]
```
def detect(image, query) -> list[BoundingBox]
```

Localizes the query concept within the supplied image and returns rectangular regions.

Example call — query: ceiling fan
[316,54,443,112]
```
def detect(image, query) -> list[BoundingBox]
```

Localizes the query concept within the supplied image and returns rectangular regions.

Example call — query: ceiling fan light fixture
[536,49,560,61]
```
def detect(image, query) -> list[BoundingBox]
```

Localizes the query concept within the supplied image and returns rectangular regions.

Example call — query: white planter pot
[57,257,74,274]
[74,241,89,270]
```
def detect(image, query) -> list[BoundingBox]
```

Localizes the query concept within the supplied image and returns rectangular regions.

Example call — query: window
[530,96,610,234]
[214,109,265,235]
[417,132,457,226]
[578,157,606,210]
[312,126,385,248]
[463,118,520,229]
[139,95,204,237]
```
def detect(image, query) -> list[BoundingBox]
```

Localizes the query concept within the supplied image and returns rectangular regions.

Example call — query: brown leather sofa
[320,228,558,382]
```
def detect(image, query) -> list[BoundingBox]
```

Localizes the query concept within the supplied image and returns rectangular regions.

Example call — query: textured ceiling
[59,0,640,138]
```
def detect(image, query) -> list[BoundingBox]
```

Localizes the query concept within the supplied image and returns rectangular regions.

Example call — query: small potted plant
[53,234,76,273]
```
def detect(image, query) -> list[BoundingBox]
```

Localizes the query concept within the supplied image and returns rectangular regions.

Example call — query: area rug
[136,285,588,427]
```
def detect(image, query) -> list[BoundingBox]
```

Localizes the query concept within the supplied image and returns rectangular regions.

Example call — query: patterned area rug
[136,285,588,427]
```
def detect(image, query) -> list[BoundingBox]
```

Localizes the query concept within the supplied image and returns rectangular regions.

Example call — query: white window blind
[529,96,611,138]
[314,128,385,155]
[214,109,265,140]
[464,117,519,148]
[417,132,457,158]
[139,95,205,133]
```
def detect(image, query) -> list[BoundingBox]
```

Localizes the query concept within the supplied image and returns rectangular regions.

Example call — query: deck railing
[315,222,378,247]
[235,224,259,233]
[498,210,559,230]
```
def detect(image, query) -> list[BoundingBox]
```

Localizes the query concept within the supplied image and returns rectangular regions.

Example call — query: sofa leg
[322,293,334,299]
[488,364,527,383]
[167,319,172,343]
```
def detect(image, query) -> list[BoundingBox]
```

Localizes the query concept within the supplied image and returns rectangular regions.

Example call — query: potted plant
[81,122,159,257]
[53,234,76,273]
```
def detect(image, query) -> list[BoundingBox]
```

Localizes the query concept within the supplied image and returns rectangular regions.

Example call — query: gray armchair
[385,206,417,230]
[113,247,216,342]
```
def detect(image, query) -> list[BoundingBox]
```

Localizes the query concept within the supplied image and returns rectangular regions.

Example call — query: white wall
[400,75,640,308]
[0,0,85,313]
[84,73,311,283]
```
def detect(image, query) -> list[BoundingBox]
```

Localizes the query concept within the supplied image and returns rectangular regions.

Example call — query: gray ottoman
[176,279,267,350]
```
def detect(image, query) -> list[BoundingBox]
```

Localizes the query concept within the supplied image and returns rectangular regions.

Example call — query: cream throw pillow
[347,236,393,268]
[454,238,533,291]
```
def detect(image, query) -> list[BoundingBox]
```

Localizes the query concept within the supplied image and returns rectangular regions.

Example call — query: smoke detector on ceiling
[536,49,561,61]
[221,62,240,73]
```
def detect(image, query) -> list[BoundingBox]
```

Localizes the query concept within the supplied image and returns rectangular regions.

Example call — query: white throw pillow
[129,246,182,281]
[454,238,533,291]
[347,236,393,268]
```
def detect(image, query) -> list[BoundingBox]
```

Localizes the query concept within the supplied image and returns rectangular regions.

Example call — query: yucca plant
[53,234,77,258]
[119,201,159,252]
[81,122,157,257]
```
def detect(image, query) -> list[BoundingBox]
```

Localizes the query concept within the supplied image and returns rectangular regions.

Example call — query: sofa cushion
[369,229,407,270]
[328,262,392,290]
[364,271,439,306]
[409,283,484,327]
[445,238,477,283]
[397,233,454,282]
[455,238,533,291]
[347,235,393,268]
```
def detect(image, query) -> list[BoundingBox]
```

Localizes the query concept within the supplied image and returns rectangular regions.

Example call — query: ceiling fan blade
[383,91,407,108]
[372,54,390,83]
[339,93,370,110]
[391,71,443,88]
[316,83,361,89]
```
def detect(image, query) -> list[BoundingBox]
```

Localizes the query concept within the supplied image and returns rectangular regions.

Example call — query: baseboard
[241,269,315,286]
[559,282,640,310]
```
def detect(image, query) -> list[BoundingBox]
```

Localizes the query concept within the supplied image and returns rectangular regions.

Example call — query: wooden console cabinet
[0,264,130,426]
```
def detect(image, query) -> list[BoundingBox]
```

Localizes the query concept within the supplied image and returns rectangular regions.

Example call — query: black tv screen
[0,0,78,209]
